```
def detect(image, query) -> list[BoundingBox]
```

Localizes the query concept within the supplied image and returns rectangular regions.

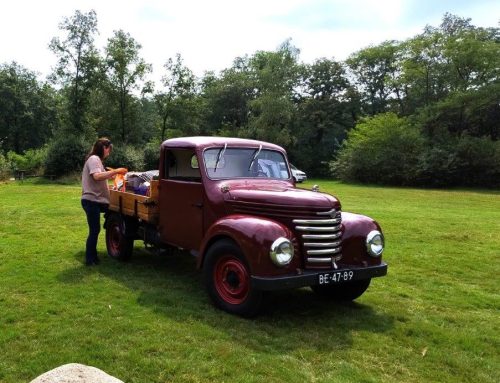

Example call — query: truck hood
[222,180,339,210]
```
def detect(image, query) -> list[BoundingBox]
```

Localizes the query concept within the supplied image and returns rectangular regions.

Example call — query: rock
[29,363,124,383]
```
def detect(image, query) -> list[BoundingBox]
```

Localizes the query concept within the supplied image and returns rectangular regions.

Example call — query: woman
[81,138,127,266]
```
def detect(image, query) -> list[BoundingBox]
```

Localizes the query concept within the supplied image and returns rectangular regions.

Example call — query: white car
[290,164,307,183]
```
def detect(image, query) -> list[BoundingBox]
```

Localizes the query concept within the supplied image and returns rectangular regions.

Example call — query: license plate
[318,270,355,285]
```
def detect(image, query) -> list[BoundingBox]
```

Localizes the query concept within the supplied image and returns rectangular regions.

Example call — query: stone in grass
[29,363,124,383]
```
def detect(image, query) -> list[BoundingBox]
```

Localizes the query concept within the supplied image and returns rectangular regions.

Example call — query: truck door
[159,149,204,250]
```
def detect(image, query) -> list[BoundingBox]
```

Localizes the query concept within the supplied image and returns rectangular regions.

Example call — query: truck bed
[108,180,159,223]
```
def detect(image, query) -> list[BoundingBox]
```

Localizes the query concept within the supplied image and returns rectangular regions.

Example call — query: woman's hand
[114,168,128,175]
[93,167,128,181]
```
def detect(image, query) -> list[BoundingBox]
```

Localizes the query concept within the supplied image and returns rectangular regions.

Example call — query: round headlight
[270,237,294,266]
[366,230,384,257]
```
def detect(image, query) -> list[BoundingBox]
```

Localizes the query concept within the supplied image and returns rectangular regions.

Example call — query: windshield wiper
[248,145,262,171]
[214,143,227,173]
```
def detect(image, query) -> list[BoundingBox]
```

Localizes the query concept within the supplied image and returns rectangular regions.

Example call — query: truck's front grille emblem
[293,208,342,267]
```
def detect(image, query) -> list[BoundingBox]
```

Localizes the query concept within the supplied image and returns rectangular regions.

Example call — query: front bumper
[251,262,387,291]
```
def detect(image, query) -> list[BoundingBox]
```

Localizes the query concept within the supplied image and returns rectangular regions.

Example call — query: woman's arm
[92,168,127,181]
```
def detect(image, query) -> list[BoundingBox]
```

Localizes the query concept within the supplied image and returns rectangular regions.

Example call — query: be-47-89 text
[319,270,355,284]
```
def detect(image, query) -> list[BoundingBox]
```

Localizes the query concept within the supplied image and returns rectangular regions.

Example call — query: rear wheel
[311,279,371,301]
[203,239,263,317]
[105,213,134,260]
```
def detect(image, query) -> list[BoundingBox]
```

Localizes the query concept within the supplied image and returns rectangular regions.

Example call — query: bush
[415,143,459,187]
[454,135,500,187]
[45,135,88,178]
[7,147,48,176]
[331,113,424,185]
[24,147,48,175]
[6,151,26,174]
[105,145,145,171]
[332,112,500,188]
[143,139,162,170]
[415,135,500,188]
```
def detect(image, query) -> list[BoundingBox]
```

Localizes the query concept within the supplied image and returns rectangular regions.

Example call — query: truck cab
[105,137,387,316]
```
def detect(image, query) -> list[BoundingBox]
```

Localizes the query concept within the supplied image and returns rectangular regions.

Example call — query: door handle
[192,202,203,208]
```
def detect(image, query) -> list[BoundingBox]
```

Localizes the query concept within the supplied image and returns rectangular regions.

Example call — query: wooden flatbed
[108,180,159,224]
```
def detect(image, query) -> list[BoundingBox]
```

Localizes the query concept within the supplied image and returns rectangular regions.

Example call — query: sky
[1,0,498,86]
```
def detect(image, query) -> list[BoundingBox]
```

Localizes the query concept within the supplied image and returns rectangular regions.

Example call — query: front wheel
[105,213,134,260]
[203,239,263,317]
[311,279,371,301]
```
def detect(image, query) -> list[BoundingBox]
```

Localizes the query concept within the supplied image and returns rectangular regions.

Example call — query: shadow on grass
[59,248,395,353]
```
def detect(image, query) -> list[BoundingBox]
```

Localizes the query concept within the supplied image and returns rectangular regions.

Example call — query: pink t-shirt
[81,155,110,204]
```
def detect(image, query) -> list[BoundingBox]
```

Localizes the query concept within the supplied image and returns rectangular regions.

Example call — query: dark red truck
[105,137,387,316]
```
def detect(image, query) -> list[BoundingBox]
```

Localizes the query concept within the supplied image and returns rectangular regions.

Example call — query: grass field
[0,179,498,383]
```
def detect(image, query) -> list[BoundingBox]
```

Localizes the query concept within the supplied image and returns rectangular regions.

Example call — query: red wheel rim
[108,223,121,255]
[213,255,250,305]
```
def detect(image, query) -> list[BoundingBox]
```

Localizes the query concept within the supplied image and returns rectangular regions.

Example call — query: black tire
[105,212,134,260]
[311,279,371,301]
[203,239,263,317]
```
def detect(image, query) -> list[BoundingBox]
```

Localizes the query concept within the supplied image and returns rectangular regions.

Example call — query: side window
[164,149,201,182]
[191,155,199,169]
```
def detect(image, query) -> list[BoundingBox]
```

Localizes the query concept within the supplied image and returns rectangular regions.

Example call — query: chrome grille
[293,208,342,267]
[228,200,342,268]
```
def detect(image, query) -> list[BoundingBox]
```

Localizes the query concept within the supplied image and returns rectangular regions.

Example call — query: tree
[400,32,448,114]
[0,62,58,153]
[244,39,302,147]
[49,10,100,135]
[104,30,151,143]
[290,58,356,175]
[346,40,404,115]
[154,54,196,141]
[404,14,500,139]
[200,56,256,137]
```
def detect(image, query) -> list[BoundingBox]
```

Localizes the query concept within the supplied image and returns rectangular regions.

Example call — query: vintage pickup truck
[105,136,387,316]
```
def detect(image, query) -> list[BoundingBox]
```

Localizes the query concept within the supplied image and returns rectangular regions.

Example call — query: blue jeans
[81,199,108,265]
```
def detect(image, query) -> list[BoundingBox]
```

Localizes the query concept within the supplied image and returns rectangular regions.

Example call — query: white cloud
[1,0,498,85]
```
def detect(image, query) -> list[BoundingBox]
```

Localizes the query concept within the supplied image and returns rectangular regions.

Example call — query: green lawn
[0,179,498,383]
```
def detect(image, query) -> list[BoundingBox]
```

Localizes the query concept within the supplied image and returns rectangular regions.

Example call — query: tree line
[0,10,498,187]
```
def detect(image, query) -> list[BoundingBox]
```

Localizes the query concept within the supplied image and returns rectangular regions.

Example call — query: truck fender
[198,215,296,275]
[341,212,383,265]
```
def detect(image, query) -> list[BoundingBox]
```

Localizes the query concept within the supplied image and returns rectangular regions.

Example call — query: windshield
[204,147,290,180]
